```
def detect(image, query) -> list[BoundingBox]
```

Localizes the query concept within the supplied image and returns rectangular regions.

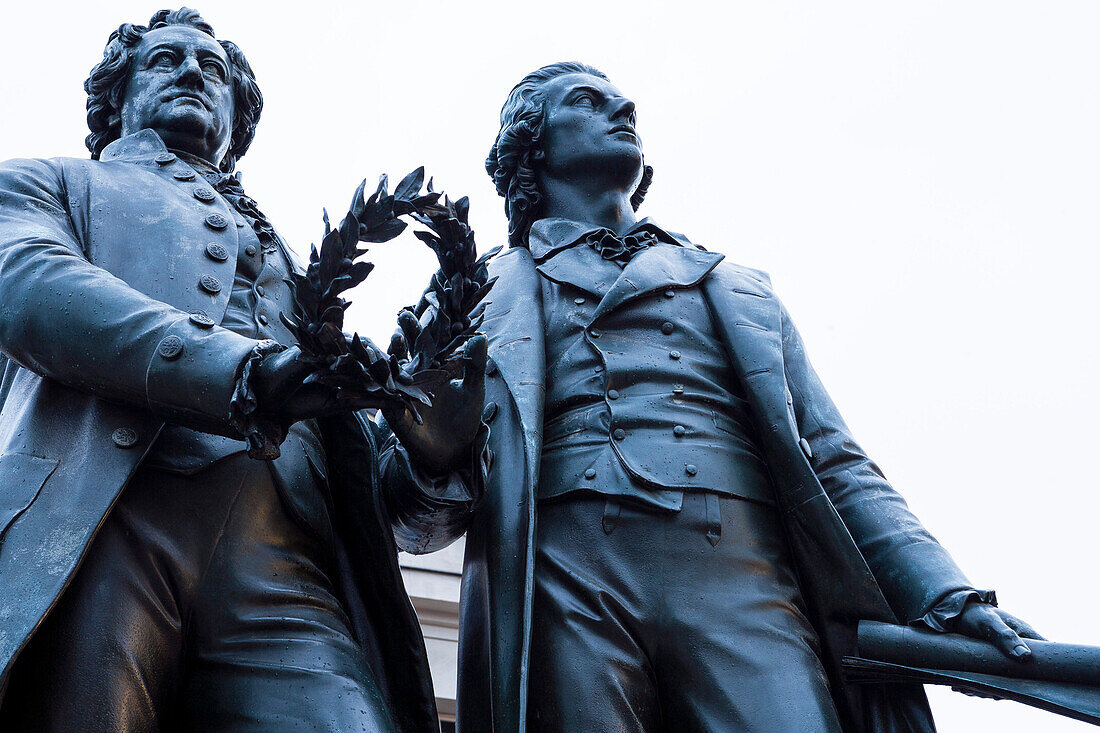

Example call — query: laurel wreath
[281,167,498,422]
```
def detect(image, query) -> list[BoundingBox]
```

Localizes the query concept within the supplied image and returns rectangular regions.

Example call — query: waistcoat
[536,230,775,511]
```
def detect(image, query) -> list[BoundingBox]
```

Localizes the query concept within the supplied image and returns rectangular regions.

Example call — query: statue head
[84,8,262,172]
[486,62,654,247]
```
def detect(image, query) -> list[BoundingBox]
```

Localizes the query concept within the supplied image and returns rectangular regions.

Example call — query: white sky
[3,1,1099,730]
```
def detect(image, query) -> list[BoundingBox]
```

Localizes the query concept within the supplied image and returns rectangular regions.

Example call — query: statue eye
[150,50,177,67]
[572,92,596,107]
[202,61,227,82]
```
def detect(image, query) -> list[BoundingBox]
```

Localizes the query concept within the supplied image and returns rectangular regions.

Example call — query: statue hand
[254,345,385,423]
[953,600,1045,661]
[382,333,487,476]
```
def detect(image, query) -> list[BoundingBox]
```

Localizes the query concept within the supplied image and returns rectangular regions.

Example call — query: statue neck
[539,179,637,236]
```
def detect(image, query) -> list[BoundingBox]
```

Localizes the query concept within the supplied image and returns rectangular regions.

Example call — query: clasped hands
[253,312,486,475]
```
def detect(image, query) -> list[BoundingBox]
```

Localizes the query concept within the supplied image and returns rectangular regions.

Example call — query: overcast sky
[3,1,1099,729]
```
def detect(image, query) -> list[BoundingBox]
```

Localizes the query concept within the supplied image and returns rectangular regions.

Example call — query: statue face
[537,73,643,186]
[119,25,233,166]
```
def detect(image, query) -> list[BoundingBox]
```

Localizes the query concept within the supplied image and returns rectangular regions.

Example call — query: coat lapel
[482,247,546,489]
[593,244,724,321]
[700,263,793,442]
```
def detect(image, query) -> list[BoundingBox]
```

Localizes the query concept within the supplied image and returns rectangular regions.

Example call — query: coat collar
[99,129,222,172]
[531,217,725,315]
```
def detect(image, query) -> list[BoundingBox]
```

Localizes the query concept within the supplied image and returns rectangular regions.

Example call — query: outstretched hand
[953,600,1045,661]
[382,310,487,475]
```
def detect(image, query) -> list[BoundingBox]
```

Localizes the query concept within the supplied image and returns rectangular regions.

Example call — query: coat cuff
[387,417,491,554]
[915,588,998,632]
[145,317,264,436]
[228,339,288,460]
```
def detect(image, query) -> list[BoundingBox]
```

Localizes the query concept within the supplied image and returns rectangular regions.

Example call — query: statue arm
[371,411,484,554]
[777,298,976,622]
[0,158,259,436]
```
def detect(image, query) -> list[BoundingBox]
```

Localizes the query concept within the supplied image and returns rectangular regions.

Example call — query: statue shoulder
[0,155,96,198]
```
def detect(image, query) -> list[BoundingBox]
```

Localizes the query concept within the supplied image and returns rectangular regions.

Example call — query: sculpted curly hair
[84,7,262,173]
[485,62,654,247]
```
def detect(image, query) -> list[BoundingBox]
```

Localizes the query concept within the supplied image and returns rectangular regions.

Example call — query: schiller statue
[394,62,1043,732]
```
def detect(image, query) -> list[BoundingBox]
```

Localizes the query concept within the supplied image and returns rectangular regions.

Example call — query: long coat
[0,131,437,731]
[444,242,976,732]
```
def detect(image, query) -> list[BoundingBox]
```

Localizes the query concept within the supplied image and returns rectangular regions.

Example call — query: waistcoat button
[157,335,184,360]
[111,427,139,448]
[205,242,229,262]
[205,213,229,230]
[245,245,257,257]
[673,425,686,437]
[589,328,601,338]
[199,274,222,294]
[661,322,674,335]
[612,428,626,441]
[607,389,619,400]
[669,350,681,360]
[256,285,265,296]
[685,464,698,476]
[584,468,597,479]
[574,297,586,305]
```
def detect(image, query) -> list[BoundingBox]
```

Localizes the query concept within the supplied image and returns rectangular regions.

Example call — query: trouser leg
[0,454,395,733]
[656,493,842,733]
[180,459,394,732]
[527,498,660,733]
[0,461,236,732]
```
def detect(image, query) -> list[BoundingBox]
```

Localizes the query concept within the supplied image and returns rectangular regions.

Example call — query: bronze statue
[394,62,1044,732]
[0,8,485,731]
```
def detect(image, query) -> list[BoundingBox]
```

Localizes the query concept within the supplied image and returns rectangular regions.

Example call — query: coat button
[612,428,626,441]
[258,313,269,326]
[607,389,619,400]
[173,170,196,181]
[245,245,257,257]
[661,321,674,335]
[664,290,675,298]
[485,359,498,376]
[584,468,597,479]
[669,350,681,360]
[673,425,686,437]
[205,242,229,262]
[574,297,586,305]
[157,335,184,360]
[685,464,698,476]
[787,392,794,406]
[199,274,222,294]
[189,310,215,328]
[589,328,601,338]
[111,427,139,448]
[672,385,684,395]
[193,186,216,203]
[482,401,498,422]
[799,438,813,460]
[256,285,265,296]
[205,213,229,230]
[155,153,176,165]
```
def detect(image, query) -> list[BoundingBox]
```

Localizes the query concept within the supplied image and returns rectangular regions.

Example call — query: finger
[462,335,488,387]
[389,331,409,361]
[398,309,422,345]
[1003,614,1046,641]
[982,615,1032,661]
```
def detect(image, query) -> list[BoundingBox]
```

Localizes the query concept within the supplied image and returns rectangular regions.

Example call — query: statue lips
[608,123,638,141]
[164,91,212,111]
